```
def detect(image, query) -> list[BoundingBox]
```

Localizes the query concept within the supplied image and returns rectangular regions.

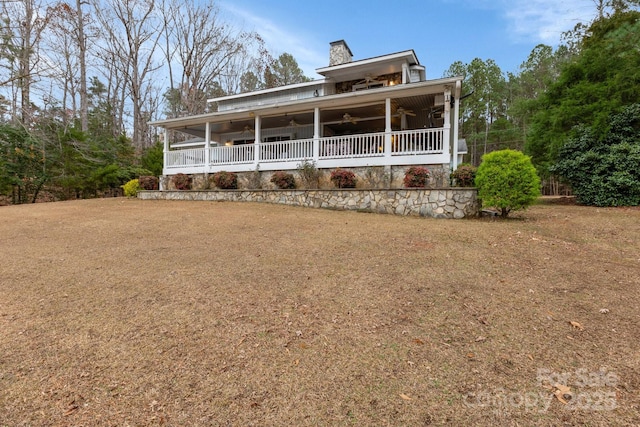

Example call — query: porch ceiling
[175,93,442,138]
[153,77,461,137]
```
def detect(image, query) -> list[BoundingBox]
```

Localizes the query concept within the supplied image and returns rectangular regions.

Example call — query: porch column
[402,62,408,84]
[204,122,210,173]
[162,129,169,178]
[313,107,320,162]
[443,87,452,161]
[452,80,461,170]
[254,115,261,167]
[384,97,392,158]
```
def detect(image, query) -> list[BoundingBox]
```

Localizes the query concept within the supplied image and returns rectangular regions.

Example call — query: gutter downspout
[452,80,461,171]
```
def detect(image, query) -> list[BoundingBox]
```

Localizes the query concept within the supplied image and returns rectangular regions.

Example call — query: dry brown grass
[1,198,639,426]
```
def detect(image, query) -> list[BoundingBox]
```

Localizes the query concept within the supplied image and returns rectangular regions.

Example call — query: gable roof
[316,50,420,81]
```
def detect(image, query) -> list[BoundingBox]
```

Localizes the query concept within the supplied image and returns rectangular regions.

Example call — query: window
[263,135,291,143]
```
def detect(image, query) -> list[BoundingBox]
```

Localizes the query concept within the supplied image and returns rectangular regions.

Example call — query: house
[150,40,465,188]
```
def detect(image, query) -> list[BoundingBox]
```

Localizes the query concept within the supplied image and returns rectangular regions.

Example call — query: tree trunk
[76,0,88,132]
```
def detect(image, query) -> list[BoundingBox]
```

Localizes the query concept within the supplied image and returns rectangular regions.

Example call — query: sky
[217,0,599,80]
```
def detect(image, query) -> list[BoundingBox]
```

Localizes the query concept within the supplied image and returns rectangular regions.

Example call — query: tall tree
[75,0,88,132]
[445,58,507,165]
[264,53,312,88]
[526,10,640,172]
[93,0,162,149]
[1,0,49,125]
[159,0,256,117]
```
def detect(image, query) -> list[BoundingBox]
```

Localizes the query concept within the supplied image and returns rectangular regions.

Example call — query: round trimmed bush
[403,166,430,187]
[172,173,192,190]
[212,171,238,189]
[330,169,357,188]
[138,175,159,190]
[451,164,477,187]
[475,149,541,217]
[122,179,140,197]
[270,171,296,189]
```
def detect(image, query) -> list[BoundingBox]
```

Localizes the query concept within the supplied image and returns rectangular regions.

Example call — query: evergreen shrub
[451,164,477,187]
[475,149,540,217]
[138,175,159,190]
[330,169,357,188]
[122,179,140,197]
[172,173,192,190]
[403,166,430,187]
[212,171,238,189]
[270,171,296,189]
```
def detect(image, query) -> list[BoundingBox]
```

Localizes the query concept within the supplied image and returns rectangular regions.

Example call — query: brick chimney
[329,40,353,66]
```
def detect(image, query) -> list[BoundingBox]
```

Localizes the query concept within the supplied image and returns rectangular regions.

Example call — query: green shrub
[172,173,192,190]
[212,171,238,189]
[270,171,296,189]
[140,141,164,176]
[297,160,321,189]
[403,166,430,187]
[330,169,357,188]
[451,164,477,187]
[122,179,140,197]
[138,175,159,190]
[475,149,541,217]
[550,104,640,206]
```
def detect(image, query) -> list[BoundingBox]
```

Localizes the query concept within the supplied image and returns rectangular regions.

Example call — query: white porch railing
[210,144,254,165]
[392,128,444,154]
[260,139,314,162]
[320,132,385,159]
[166,148,205,167]
[165,128,446,172]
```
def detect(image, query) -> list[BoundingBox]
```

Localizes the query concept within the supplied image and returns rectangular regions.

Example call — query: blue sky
[218,0,598,80]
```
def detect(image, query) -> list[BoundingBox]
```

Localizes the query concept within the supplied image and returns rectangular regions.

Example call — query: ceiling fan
[354,74,381,86]
[241,125,254,135]
[340,113,359,124]
[287,117,301,127]
[395,107,416,117]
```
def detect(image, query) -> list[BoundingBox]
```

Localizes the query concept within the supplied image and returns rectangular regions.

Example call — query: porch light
[225,140,232,146]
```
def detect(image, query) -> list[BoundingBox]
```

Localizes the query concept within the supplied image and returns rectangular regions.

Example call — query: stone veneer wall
[138,188,478,219]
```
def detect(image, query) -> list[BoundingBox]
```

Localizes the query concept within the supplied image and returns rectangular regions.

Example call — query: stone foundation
[160,165,451,191]
[139,188,478,219]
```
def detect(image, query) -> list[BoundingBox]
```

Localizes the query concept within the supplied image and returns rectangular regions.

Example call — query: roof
[316,50,420,82]
[207,79,327,104]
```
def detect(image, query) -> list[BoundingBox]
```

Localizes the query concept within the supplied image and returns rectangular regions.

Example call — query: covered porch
[156,78,463,176]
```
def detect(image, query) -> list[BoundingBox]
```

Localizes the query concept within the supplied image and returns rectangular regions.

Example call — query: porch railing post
[452,80,461,170]
[443,87,452,160]
[384,97,392,158]
[254,115,261,168]
[204,122,210,174]
[313,107,320,162]
[162,129,169,176]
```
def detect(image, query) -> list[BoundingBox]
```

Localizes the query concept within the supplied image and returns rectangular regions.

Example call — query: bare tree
[1,0,50,125]
[75,0,88,132]
[160,0,259,116]
[93,0,162,148]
